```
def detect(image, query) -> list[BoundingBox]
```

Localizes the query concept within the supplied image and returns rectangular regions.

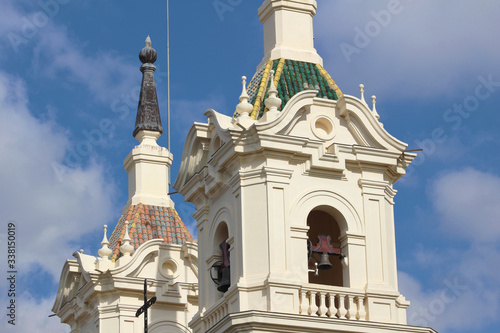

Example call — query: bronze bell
[217,267,231,292]
[317,252,332,270]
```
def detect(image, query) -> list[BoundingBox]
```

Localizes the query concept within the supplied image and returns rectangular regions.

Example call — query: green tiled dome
[237,58,343,119]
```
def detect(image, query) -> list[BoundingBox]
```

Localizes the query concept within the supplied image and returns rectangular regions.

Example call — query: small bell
[318,253,332,270]
[217,267,231,292]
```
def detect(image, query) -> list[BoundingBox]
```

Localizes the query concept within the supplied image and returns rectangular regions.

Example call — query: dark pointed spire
[134,36,163,138]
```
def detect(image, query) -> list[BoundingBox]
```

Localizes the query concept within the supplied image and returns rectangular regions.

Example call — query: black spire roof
[133,36,163,137]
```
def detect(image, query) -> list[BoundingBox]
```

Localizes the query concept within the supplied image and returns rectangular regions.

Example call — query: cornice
[213,309,437,333]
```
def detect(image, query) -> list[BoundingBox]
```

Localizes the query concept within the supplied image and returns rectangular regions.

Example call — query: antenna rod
[167,0,171,185]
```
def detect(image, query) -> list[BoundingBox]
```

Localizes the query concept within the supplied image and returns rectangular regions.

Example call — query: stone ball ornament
[139,35,157,64]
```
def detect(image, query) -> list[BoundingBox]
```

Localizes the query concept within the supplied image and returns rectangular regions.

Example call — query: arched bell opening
[210,222,230,293]
[307,209,344,287]
[212,222,229,253]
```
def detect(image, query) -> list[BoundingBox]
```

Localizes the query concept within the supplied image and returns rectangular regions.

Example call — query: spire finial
[240,76,250,101]
[119,221,134,257]
[269,70,277,94]
[134,36,163,139]
[359,84,367,105]
[98,224,112,259]
[139,36,157,64]
[372,95,380,119]
[235,76,254,116]
[264,69,282,114]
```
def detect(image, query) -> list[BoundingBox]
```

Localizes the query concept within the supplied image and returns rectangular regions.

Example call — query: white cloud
[400,243,500,332]
[33,25,138,103]
[0,293,69,333]
[0,70,117,279]
[398,168,500,332]
[431,168,500,242]
[315,0,500,99]
[0,0,138,103]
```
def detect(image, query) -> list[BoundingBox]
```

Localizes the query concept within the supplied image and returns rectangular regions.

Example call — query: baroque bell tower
[174,1,437,333]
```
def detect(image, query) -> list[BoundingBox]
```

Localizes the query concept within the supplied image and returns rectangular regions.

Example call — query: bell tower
[174,1,437,333]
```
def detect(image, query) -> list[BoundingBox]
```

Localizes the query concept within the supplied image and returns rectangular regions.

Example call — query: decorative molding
[290,225,309,240]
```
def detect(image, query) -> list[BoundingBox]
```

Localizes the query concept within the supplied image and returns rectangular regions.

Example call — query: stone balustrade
[299,285,367,320]
[203,297,229,330]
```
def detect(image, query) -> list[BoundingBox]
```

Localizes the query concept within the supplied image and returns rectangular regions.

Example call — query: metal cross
[135,279,157,333]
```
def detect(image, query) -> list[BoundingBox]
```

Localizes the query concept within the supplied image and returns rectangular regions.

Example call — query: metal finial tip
[359,84,364,89]
[139,36,157,64]
[242,76,247,81]
[103,225,107,229]
[270,69,275,76]
[372,95,376,100]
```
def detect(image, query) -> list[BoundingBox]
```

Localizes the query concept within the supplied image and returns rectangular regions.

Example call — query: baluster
[326,293,332,317]
[336,293,347,319]
[318,292,328,317]
[346,295,356,319]
[300,290,309,315]
[310,292,319,316]
[357,296,366,320]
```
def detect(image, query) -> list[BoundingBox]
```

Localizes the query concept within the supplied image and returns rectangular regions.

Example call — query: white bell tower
[174,1,437,333]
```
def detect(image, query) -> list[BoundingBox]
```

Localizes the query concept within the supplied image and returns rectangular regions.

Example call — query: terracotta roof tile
[108,203,194,262]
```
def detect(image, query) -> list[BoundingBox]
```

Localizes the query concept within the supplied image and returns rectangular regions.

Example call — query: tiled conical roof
[237,58,343,120]
[108,203,193,261]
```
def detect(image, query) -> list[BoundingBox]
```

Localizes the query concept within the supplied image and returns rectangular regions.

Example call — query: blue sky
[0,1,499,332]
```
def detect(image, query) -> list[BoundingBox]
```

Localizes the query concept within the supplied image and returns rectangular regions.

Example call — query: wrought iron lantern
[210,240,230,292]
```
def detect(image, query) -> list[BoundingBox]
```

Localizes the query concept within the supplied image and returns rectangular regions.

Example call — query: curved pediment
[174,109,240,195]
[337,95,408,152]
[52,259,83,314]
[174,122,210,191]
[252,90,407,153]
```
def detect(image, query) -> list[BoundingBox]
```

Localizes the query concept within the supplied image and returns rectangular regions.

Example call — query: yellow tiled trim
[316,64,343,98]
[274,58,285,86]
[250,59,274,119]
